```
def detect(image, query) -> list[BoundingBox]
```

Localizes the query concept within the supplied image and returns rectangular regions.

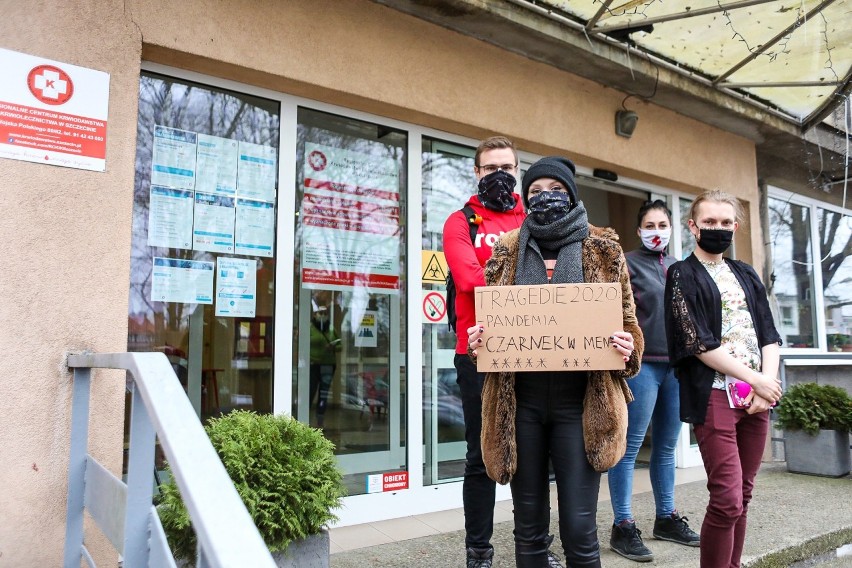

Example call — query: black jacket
[664,253,781,424]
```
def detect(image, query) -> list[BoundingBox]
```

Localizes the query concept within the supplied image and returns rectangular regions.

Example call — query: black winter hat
[521,156,578,207]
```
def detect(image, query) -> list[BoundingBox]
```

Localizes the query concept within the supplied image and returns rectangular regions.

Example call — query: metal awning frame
[507,0,852,132]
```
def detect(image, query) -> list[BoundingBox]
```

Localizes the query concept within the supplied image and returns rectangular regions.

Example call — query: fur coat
[479,225,644,484]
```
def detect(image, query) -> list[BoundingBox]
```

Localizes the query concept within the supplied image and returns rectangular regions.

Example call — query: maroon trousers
[693,390,769,568]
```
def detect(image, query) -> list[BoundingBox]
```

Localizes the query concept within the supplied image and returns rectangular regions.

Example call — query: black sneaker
[610,520,654,562]
[654,512,700,547]
[546,550,564,568]
[466,547,493,568]
[544,534,564,568]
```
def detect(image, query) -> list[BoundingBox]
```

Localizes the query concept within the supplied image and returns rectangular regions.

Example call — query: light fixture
[593,168,618,182]
[615,110,638,138]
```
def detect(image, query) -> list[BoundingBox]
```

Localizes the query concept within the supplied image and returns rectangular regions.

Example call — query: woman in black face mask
[664,190,782,568]
[466,156,644,568]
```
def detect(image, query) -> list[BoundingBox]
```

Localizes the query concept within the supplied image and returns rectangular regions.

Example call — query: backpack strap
[460,205,479,244]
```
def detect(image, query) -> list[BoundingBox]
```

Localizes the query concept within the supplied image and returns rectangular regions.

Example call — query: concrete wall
[785,365,852,396]
[0,0,760,563]
[0,1,141,564]
[777,362,852,462]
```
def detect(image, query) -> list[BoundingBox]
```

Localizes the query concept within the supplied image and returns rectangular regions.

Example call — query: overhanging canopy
[523,0,852,130]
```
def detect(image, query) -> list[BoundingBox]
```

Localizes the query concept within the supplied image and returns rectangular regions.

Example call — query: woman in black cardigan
[664,190,782,568]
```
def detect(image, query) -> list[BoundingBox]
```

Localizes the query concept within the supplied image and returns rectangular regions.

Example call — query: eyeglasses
[476,163,517,174]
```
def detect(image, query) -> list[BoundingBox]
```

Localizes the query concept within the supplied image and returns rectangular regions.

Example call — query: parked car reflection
[427,369,465,442]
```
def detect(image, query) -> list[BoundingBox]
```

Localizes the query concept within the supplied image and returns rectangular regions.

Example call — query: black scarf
[515,202,589,285]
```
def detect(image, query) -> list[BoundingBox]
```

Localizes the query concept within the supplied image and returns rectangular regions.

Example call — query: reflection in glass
[768,197,816,348]
[421,138,477,484]
[128,72,280,421]
[293,108,407,496]
[818,209,852,351]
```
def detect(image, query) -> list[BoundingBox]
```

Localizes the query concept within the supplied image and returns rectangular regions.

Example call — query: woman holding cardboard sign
[467,156,643,568]
[664,190,781,568]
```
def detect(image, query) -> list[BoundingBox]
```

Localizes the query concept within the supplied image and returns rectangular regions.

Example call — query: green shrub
[775,383,852,436]
[157,410,345,563]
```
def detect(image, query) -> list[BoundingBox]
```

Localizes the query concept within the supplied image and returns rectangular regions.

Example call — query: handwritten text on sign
[474,283,625,372]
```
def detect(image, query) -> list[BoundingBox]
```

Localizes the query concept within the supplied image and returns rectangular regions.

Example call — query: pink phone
[726,379,778,409]
[727,381,753,408]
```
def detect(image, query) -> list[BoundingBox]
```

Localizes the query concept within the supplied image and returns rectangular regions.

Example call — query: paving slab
[330,463,852,567]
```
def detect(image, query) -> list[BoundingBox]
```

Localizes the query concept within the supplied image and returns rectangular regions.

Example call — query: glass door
[127,71,281,481]
[420,138,477,484]
[128,72,281,419]
[292,108,408,496]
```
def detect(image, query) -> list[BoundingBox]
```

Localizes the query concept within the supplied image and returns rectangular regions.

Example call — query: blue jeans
[608,361,682,523]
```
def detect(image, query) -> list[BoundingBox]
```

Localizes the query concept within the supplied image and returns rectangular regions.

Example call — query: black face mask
[697,228,734,254]
[528,191,573,225]
[477,170,517,212]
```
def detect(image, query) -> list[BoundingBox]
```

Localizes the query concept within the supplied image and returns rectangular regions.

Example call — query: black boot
[466,546,493,568]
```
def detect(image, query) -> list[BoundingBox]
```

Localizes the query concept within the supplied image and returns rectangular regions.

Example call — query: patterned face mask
[528,191,573,225]
[639,228,671,251]
[477,169,517,212]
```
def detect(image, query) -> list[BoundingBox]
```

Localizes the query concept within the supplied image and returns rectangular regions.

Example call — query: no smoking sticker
[422,290,447,324]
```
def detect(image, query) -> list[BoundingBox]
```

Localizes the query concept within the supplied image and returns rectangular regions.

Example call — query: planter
[175,530,329,568]
[785,429,851,477]
[271,529,330,568]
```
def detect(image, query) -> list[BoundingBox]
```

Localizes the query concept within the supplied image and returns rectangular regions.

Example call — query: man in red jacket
[443,136,526,568]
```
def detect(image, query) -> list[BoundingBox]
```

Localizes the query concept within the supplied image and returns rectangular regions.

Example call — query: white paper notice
[237,141,277,202]
[196,133,238,196]
[235,198,275,257]
[300,141,401,293]
[151,257,214,304]
[148,186,193,249]
[215,257,257,317]
[152,125,197,189]
[193,192,235,254]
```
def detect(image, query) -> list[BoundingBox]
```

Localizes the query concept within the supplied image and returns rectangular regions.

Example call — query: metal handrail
[63,352,275,568]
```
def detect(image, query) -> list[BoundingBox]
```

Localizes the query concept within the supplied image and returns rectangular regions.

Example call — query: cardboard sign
[474,283,625,372]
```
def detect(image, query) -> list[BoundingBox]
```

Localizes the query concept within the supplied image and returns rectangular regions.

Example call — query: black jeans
[309,363,334,427]
[512,373,602,568]
[455,354,496,550]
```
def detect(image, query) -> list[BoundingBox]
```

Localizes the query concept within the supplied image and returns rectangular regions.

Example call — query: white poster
[0,47,110,171]
[151,257,214,304]
[237,141,277,202]
[196,133,239,196]
[152,125,197,189]
[215,257,257,317]
[235,198,275,257]
[354,310,378,348]
[193,192,235,254]
[300,141,401,294]
[148,186,193,249]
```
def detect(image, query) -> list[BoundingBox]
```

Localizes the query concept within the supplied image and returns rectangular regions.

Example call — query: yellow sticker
[421,250,448,284]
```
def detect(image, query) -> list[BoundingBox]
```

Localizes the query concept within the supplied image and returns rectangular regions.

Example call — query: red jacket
[442,194,526,354]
